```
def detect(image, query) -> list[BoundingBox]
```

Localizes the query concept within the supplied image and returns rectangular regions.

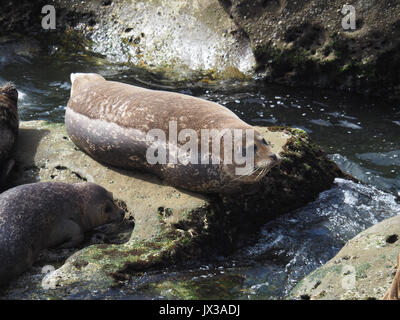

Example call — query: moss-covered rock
[0,121,345,298]
[4,0,399,97]
[221,0,400,99]
[2,0,255,82]
[290,215,400,300]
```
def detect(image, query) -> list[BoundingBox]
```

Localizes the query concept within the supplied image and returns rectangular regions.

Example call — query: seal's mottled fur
[66,73,281,193]
[0,182,124,286]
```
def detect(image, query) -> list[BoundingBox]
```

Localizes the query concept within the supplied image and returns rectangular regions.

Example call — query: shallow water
[1,40,400,299]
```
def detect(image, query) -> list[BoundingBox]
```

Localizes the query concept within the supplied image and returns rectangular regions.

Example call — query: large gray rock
[291,214,400,300]
[54,0,256,80]
[222,0,400,99]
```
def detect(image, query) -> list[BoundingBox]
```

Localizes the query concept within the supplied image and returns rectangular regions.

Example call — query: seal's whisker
[232,166,259,181]
[250,166,262,177]
[256,167,265,179]
[262,167,268,178]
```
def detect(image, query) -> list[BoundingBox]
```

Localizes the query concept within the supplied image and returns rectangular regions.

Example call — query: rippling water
[105,178,398,300]
[1,39,399,299]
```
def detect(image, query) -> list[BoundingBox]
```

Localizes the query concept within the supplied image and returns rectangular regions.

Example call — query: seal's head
[75,182,124,230]
[222,128,281,185]
[252,130,281,177]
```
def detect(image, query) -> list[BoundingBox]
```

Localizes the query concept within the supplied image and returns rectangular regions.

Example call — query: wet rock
[53,0,255,81]
[223,0,400,99]
[3,0,399,97]
[0,121,344,298]
[290,215,400,300]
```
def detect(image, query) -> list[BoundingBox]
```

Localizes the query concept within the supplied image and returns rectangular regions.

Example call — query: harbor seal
[66,73,281,193]
[0,182,124,286]
[383,251,400,300]
[0,83,18,186]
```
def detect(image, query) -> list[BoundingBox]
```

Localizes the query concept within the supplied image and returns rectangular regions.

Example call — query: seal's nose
[269,153,280,162]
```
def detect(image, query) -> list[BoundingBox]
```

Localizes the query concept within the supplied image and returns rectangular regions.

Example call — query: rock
[383,251,400,300]
[52,0,255,81]
[290,215,400,300]
[3,1,399,96]
[223,0,400,99]
[0,121,344,298]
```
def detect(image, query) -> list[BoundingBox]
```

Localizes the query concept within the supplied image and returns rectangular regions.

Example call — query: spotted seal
[0,182,124,286]
[0,83,18,185]
[66,73,281,193]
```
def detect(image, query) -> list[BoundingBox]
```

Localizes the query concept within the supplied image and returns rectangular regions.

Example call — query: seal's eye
[261,138,268,146]
[254,144,258,153]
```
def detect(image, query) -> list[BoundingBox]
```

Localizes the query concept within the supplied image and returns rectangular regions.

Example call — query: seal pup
[0,83,18,185]
[0,182,124,286]
[66,73,281,193]
[383,251,400,300]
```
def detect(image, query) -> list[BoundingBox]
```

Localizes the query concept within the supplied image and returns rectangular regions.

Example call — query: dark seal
[0,182,124,286]
[0,83,18,185]
[66,73,281,193]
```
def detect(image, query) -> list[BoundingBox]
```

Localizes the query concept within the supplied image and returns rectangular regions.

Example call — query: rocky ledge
[3,0,399,98]
[0,120,345,299]
[3,0,256,81]
[221,0,400,99]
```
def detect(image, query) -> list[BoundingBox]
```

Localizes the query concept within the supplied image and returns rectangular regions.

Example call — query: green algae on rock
[290,215,400,300]
[0,121,345,298]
